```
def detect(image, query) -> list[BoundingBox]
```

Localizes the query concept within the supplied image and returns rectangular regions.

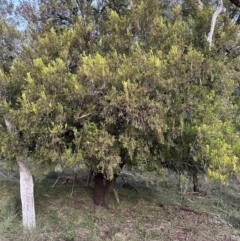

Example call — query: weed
[60,226,74,241]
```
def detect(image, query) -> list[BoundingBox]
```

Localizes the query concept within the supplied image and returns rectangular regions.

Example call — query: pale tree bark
[4,117,36,230]
[197,0,203,10]
[18,160,36,230]
[207,0,224,49]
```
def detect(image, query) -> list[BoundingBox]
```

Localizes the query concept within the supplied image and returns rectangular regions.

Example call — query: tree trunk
[93,173,104,206]
[4,118,36,230]
[93,159,125,207]
[207,0,223,49]
[93,173,117,208]
[192,167,199,192]
[18,160,36,230]
[102,177,116,208]
[228,0,240,8]
[85,169,93,188]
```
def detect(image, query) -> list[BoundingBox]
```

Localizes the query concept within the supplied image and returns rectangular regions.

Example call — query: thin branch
[112,188,120,203]
[4,117,16,133]
[0,171,7,178]
[77,113,91,119]
[51,173,90,188]
[70,174,77,198]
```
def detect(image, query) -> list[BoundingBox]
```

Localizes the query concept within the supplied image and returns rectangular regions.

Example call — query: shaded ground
[0,169,240,241]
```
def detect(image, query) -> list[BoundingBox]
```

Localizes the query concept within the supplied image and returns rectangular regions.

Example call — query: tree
[1,0,240,218]
[0,15,36,230]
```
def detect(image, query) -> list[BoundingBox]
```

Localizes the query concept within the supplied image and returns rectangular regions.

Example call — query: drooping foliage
[1,0,240,185]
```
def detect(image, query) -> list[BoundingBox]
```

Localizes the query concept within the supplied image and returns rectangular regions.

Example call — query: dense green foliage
[1,0,240,184]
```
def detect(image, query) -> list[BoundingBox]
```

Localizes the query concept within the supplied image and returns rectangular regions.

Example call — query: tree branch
[51,173,90,188]
[207,0,223,49]
[228,0,240,8]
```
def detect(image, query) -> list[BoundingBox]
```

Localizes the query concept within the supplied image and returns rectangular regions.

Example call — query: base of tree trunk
[52,171,120,205]
[93,173,105,206]
[93,173,118,208]
[192,169,199,192]
[18,161,36,230]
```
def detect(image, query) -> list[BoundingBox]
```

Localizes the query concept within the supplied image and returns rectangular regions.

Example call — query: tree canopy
[1,0,240,197]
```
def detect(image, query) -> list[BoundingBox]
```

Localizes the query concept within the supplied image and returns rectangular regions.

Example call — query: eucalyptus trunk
[18,160,36,230]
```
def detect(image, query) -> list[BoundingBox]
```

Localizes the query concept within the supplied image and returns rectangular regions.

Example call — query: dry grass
[1,170,240,241]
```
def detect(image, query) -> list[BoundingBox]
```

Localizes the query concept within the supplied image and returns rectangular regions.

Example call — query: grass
[1,170,240,241]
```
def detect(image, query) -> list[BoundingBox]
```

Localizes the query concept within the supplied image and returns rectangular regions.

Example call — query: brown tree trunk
[93,174,117,208]
[192,167,199,192]
[93,159,125,207]
[102,177,117,208]
[93,173,104,206]
[228,0,240,8]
